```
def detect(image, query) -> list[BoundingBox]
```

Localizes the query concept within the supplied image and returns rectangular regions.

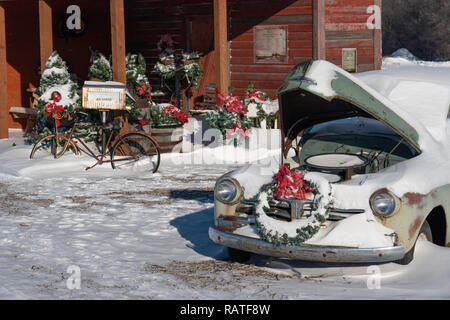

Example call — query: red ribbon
[274,165,313,200]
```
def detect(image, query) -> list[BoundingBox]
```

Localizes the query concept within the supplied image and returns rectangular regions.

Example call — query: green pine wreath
[253,171,334,247]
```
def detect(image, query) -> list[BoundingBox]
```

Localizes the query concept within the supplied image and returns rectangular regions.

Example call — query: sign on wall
[342,48,357,73]
[254,25,288,64]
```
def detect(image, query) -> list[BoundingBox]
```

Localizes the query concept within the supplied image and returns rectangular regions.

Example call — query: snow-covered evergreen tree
[29,51,81,141]
[37,51,81,122]
[88,53,113,81]
[126,53,148,86]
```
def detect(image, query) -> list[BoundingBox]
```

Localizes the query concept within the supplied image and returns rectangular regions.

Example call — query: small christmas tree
[126,53,147,86]
[36,51,81,134]
[88,53,113,81]
[125,53,152,128]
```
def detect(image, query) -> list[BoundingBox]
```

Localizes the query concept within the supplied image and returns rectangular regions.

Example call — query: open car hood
[277,60,421,153]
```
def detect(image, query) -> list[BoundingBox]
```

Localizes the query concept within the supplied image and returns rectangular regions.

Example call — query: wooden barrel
[150,125,184,153]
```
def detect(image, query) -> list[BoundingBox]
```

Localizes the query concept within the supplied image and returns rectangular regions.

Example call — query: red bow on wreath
[45,102,65,127]
[274,165,312,200]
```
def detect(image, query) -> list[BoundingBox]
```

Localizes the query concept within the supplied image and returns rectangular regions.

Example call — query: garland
[253,165,334,246]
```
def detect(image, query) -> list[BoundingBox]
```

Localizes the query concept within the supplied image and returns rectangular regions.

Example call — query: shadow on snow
[170,207,227,260]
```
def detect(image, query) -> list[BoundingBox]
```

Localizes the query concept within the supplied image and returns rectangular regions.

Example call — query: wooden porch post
[0,4,7,139]
[110,0,126,84]
[313,0,325,60]
[39,0,53,72]
[213,0,229,97]
[374,0,382,70]
[110,0,127,131]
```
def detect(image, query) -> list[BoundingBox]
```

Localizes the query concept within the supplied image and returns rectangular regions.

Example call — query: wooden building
[0,0,382,138]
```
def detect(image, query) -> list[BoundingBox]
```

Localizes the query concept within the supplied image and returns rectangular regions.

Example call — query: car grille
[235,199,364,223]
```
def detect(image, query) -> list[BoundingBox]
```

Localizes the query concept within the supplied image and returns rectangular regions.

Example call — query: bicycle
[30,111,161,173]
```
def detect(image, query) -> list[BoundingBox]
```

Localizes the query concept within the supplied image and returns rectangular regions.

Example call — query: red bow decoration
[45,102,65,127]
[274,165,312,200]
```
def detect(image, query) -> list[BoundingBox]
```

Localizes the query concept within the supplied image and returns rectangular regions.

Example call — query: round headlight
[370,191,396,216]
[215,179,238,203]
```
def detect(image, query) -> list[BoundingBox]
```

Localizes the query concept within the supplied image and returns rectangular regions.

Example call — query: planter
[150,125,184,153]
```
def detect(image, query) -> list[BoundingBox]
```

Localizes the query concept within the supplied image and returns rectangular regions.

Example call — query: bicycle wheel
[110,132,161,173]
[30,133,79,160]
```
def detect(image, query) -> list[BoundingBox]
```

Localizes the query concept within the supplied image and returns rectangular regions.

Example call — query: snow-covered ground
[0,53,449,300]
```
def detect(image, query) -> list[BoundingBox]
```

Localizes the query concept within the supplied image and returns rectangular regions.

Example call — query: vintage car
[209,60,450,265]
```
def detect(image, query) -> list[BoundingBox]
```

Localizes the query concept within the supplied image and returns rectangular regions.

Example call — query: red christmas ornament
[51,91,62,102]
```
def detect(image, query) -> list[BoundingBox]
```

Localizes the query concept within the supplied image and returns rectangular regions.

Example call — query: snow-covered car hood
[355,66,450,143]
[277,60,450,153]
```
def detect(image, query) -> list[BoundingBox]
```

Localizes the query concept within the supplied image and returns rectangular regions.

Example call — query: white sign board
[82,81,126,110]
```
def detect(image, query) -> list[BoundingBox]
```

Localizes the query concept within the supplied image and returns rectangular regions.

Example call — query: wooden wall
[50,0,111,81]
[126,0,381,101]
[3,0,382,130]
[3,0,111,130]
[125,0,213,92]
[325,0,377,72]
[228,0,312,98]
[125,0,306,99]
[3,1,40,129]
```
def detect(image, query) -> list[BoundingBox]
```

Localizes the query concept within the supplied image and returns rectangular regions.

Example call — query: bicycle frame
[40,110,162,172]
[58,117,128,170]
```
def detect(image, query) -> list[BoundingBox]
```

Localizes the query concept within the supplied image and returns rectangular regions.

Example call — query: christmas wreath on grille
[253,165,334,246]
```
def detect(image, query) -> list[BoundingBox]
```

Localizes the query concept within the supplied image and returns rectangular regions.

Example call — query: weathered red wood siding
[125,0,309,98]
[125,0,380,101]
[229,0,313,98]
[325,0,377,72]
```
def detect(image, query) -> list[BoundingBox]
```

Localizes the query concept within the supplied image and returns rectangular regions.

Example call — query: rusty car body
[209,60,450,264]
